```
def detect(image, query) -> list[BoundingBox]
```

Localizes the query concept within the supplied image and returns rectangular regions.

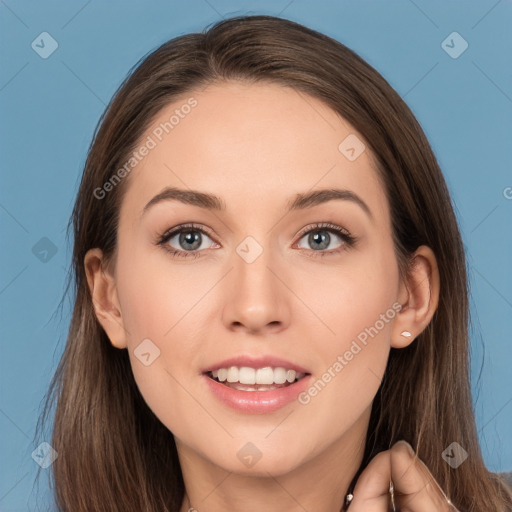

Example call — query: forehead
[119,81,388,223]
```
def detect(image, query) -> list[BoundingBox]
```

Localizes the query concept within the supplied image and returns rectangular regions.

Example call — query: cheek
[298,248,398,400]
[115,241,205,342]
[115,244,207,397]
[301,249,398,350]
[294,267,396,443]
[115,247,206,433]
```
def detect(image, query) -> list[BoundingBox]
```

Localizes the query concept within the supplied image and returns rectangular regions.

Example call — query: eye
[157,221,358,260]
[157,223,219,259]
[294,222,357,256]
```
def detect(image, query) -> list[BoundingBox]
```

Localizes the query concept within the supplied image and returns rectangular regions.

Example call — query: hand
[348,440,459,511]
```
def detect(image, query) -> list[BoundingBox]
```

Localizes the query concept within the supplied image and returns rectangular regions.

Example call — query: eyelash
[156,222,358,260]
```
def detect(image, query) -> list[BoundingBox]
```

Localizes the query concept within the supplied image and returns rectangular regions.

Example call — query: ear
[391,245,440,349]
[84,248,128,349]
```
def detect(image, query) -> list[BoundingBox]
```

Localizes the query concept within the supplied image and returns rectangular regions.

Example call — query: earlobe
[391,246,440,349]
[84,248,128,349]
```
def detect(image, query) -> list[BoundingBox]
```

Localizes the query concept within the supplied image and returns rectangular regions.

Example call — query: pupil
[310,231,329,250]
[180,231,201,250]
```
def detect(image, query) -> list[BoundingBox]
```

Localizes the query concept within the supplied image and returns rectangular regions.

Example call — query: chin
[208,444,308,477]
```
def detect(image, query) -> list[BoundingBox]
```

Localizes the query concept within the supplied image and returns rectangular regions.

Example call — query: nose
[221,243,291,334]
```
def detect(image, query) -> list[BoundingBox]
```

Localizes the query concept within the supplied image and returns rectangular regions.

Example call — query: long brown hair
[35,14,512,511]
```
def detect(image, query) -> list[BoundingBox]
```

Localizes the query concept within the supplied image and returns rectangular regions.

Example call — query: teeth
[255,367,273,385]
[226,367,239,383]
[210,366,306,385]
[273,367,287,384]
[238,367,255,384]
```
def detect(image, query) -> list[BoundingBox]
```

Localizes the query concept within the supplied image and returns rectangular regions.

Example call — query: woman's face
[100,81,405,475]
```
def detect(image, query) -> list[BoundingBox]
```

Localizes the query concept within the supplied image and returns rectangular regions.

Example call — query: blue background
[1,1,511,510]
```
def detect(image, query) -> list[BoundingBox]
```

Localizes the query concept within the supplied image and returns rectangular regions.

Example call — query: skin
[85,81,452,511]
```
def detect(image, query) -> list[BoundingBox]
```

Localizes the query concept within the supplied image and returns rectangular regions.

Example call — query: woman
[35,14,512,511]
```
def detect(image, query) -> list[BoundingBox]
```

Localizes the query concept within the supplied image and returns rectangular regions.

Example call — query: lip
[202,355,310,374]
[203,373,313,414]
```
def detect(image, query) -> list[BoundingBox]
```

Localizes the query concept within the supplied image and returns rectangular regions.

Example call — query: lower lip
[203,374,313,414]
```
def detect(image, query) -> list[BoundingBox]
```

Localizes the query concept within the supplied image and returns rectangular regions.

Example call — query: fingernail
[397,440,415,457]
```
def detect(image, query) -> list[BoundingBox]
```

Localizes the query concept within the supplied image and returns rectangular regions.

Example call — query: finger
[390,441,458,512]
[349,449,392,512]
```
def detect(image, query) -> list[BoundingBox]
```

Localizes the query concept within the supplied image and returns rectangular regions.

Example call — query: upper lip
[202,355,310,374]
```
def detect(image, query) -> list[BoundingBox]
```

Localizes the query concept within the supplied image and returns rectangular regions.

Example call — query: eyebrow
[141,186,373,220]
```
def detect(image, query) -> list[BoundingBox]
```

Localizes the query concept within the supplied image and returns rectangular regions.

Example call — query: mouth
[204,367,311,392]
[202,364,314,413]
